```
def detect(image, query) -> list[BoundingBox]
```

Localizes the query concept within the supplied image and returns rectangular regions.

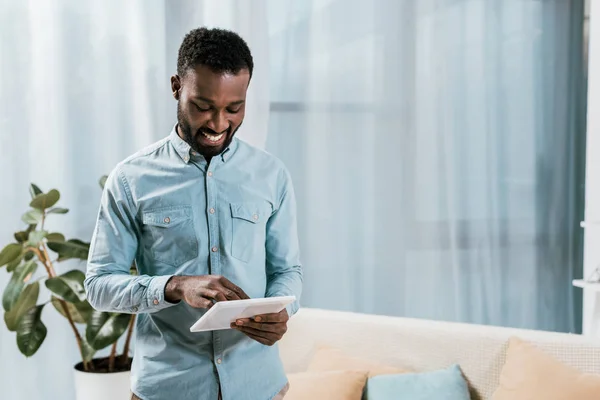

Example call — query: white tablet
[189,295,296,333]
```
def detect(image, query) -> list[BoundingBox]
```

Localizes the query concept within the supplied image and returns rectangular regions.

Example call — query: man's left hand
[231,308,289,346]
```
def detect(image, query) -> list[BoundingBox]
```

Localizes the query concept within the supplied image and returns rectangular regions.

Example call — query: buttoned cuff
[147,275,179,312]
[286,300,299,318]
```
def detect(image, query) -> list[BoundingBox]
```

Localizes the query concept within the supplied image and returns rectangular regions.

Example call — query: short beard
[177,101,202,154]
[176,100,242,158]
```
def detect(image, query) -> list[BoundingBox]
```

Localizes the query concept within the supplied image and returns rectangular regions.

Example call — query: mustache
[199,127,229,135]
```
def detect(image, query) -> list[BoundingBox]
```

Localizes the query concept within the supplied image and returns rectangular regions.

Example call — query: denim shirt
[84,127,303,400]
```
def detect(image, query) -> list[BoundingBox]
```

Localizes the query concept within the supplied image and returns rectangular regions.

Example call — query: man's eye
[195,104,210,112]
[227,108,241,114]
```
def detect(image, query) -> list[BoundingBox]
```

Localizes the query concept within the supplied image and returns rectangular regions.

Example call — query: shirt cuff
[286,300,299,317]
[147,275,179,312]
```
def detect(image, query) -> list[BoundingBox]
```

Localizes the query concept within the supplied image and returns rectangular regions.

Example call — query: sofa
[278,308,600,399]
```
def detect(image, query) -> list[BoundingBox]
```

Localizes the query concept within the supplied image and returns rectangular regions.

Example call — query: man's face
[172,65,250,158]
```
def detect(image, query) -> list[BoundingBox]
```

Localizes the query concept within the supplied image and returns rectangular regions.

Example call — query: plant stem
[108,341,117,372]
[35,242,90,371]
[27,247,52,276]
[119,314,136,366]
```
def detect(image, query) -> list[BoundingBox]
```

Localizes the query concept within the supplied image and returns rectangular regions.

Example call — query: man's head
[171,27,253,159]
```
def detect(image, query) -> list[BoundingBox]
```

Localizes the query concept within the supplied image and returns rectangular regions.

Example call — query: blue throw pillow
[365,364,470,400]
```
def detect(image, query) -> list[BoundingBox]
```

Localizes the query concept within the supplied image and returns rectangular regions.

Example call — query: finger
[220,287,242,301]
[190,297,213,309]
[202,289,228,302]
[234,325,280,342]
[219,277,250,299]
[231,325,277,346]
[235,319,284,333]
[252,310,288,323]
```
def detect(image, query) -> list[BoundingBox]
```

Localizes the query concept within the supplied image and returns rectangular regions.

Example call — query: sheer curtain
[0,1,268,399]
[266,0,587,333]
[0,0,587,399]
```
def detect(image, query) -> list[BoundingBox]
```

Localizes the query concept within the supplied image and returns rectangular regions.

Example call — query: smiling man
[84,27,302,400]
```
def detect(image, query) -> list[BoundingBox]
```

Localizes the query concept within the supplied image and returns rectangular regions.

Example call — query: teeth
[202,132,224,142]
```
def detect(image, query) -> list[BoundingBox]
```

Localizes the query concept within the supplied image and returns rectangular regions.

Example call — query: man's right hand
[165,275,249,308]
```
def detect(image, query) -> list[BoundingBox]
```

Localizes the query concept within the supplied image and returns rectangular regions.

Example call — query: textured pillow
[491,337,600,400]
[366,364,470,400]
[308,347,409,377]
[285,370,369,400]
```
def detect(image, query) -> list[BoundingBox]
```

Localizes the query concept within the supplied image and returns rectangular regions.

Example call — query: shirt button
[253,214,259,221]
[207,171,213,177]
[211,246,218,252]
[216,358,222,364]
[163,217,170,224]
[153,299,159,305]
[209,208,215,214]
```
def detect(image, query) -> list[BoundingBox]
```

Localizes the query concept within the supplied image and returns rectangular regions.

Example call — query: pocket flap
[142,206,192,227]
[230,203,266,223]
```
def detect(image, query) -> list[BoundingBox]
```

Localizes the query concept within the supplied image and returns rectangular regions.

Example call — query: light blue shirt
[84,127,303,400]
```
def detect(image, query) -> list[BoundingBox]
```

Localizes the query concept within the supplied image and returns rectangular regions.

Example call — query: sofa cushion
[285,370,369,400]
[307,347,409,377]
[491,337,600,400]
[367,364,470,400]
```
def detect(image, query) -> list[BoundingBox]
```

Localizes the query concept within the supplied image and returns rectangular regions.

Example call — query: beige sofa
[279,308,600,399]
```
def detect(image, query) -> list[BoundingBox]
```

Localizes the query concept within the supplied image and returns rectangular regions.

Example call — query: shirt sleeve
[84,166,177,314]
[264,166,303,317]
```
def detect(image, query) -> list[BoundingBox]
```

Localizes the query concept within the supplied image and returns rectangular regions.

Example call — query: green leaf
[47,207,69,214]
[3,260,38,311]
[0,243,22,267]
[99,175,108,190]
[29,189,60,210]
[46,233,65,242]
[14,231,28,243]
[27,230,47,247]
[21,209,43,225]
[51,296,93,324]
[23,251,35,261]
[47,239,90,261]
[29,184,43,199]
[81,337,97,362]
[16,304,47,357]
[45,270,86,303]
[6,256,22,272]
[4,282,40,331]
[86,311,131,350]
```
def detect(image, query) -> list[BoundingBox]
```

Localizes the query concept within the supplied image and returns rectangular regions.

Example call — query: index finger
[252,309,288,323]
[219,277,250,300]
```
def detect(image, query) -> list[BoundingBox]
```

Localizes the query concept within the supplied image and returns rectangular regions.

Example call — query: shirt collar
[169,125,192,163]
[168,124,238,164]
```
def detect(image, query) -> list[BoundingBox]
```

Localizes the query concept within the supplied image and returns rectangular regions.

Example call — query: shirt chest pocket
[230,202,270,262]
[142,206,199,267]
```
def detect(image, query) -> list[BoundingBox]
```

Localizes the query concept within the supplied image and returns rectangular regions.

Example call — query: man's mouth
[202,131,225,142]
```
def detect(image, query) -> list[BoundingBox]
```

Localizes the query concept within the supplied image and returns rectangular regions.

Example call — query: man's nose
[207,112,229,133]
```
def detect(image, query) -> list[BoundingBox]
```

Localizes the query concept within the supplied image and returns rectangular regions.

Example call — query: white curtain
[0,0,587,399]
[265,0,586,332]
[0,1,268,399]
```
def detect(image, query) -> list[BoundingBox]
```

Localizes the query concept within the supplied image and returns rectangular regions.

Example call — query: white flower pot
[74,366,131,400]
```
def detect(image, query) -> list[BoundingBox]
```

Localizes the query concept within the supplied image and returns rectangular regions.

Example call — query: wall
[583,0,600,336]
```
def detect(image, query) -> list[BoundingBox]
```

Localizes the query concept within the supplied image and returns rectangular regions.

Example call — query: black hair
[177,27,254,79]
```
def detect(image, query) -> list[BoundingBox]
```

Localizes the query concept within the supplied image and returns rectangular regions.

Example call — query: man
[84,27,302,400]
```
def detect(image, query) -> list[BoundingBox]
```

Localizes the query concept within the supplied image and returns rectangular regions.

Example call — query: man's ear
[171,75,181,100]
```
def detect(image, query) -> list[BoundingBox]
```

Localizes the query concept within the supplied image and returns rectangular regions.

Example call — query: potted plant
[0,178,136,400]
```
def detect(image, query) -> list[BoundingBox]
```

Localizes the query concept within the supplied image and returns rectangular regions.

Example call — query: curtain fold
[0,1,269,398]
[265,0,586,332]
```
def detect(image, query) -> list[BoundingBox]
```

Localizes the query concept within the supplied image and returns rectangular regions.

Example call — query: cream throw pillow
[285,371,369,400]
[307,347,409,377]
[491,337,600,400]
